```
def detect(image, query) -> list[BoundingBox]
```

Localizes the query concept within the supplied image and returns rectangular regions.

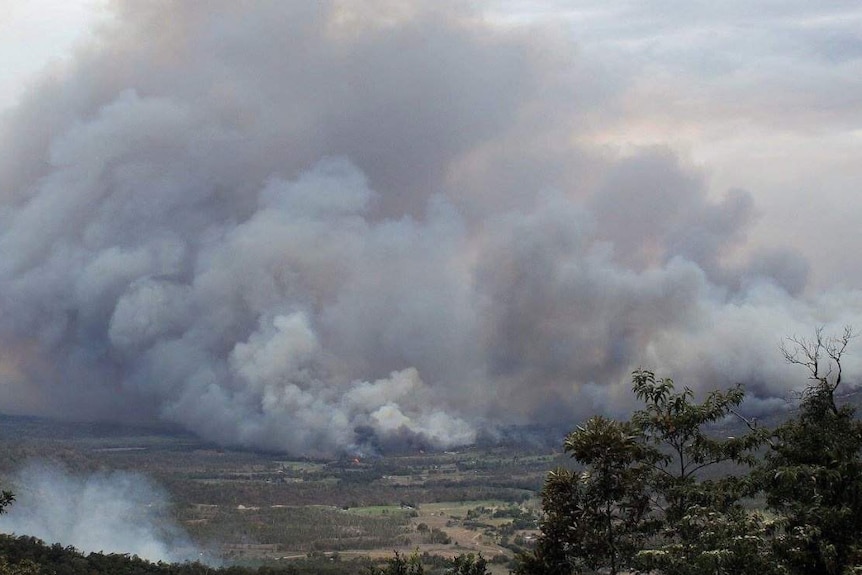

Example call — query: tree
[630,369,763,521]
[758,327,862,575]
[0,491,12,514]
[635,502,782,575]
[515,467,587,575]
[519,371,769,575]
[0,557,40,575]
[565,416,658,574]
[446,553,489,575]
[516,416,656,574]
[629,370,773,575]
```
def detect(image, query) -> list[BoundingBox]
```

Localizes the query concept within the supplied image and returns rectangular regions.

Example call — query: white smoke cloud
[0,1,861,454]
[0,462,201,563]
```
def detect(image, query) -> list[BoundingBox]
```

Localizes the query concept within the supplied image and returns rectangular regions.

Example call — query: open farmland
[0,414,565,570]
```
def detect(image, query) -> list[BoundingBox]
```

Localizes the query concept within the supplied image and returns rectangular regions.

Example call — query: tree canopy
[758,327,862,575]
[518,327,862,575]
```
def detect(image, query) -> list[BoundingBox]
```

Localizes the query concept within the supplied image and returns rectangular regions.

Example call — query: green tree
[758,327,862,575]
[0,557,39,575]
[446,553,488,575]
[635,503,782,575]
[519,370,769,575]
[516,416,657,575]
[629,370,772,575]
[0,490,13,514]
[630,369,763,521]
[515,467,585,575]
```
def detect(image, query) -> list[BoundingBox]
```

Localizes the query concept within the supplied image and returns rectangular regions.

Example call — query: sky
[1,1,861,455]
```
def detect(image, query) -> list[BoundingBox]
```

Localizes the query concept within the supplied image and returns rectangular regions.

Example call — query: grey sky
[489,1,862,286]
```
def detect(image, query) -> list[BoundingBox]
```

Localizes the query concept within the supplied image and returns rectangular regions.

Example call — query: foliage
[758,327,862,575]
[635,505,783,575]
[365,551,425,575]
[422,528,452,545]
[631,369,764,519]
[0,556,40,575]
[0,486,20,574]
[629,369,769,575]
[564,417,657,573]
[519,370,767,575]
[516,416,656,575]
[0,535,495,575]
[0,533,376,575]
[445,553,488,575]
[520,327,862,575]
[0,491,13,515]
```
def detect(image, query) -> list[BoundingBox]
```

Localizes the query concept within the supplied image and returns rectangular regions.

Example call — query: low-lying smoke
[0,462,202,563]
[0,1,860,455]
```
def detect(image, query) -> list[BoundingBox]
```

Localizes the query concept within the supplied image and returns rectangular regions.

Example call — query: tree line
[517,327,862,575]
[0,535,492,575]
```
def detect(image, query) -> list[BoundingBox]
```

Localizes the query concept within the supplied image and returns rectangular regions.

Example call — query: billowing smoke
[0,1,860,454]
[0,462,201,563]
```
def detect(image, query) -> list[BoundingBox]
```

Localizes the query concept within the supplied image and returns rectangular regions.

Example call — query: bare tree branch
[780,326,855,414]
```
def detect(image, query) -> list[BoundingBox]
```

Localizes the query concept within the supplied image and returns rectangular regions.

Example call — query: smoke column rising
[0,1,861,454]
[0,462,201,563]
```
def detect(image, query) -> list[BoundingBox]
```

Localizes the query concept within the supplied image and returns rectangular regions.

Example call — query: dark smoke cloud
[0,1,860,454]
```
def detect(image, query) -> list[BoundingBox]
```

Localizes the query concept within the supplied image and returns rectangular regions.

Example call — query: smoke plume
[0,462,200,563]
[0,1,860,454]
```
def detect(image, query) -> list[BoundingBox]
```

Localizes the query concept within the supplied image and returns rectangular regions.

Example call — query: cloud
[0,1,861,454]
